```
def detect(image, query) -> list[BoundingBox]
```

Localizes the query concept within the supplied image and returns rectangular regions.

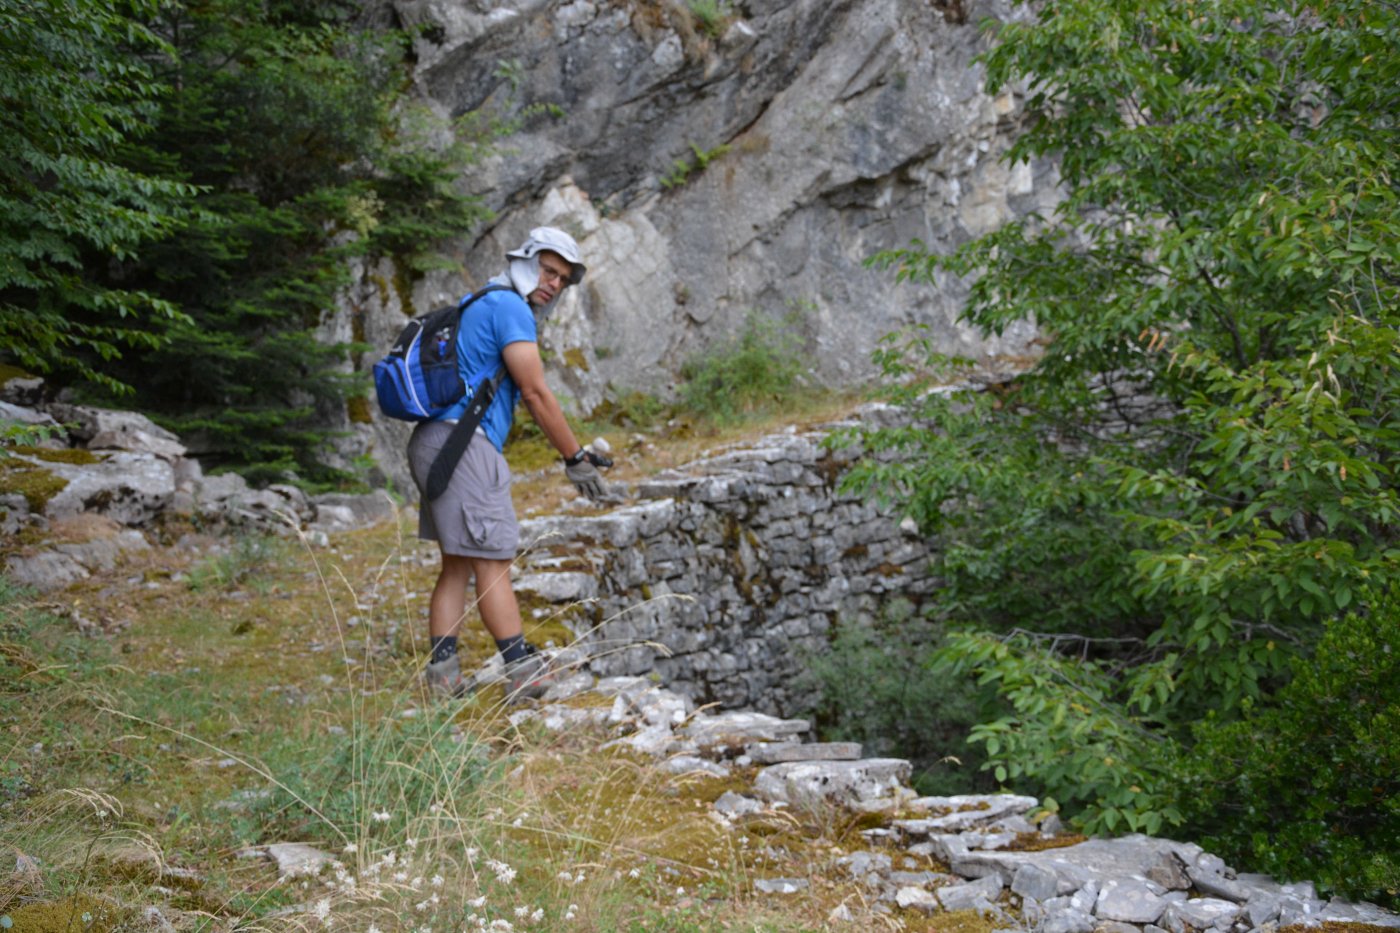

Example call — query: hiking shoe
[423,653,467,698]
[503,647,556,702]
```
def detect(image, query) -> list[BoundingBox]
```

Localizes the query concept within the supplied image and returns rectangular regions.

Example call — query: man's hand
[564,449,613,501]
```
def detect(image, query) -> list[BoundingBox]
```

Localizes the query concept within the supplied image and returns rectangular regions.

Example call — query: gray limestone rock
[307,491,397,531]
[897,886,941,914]
[45,404,185,460]
[1318,900,1400,928]
[755,877,808,894]
[685,711,810,747]
[239,842,333,879]
[837,850,893,884]
[1187,864,1251,903]
[1162,897,1242,931]
[1013,862,1067,902]
[1245,893,1282,927]
[514,571,599,603]
[1096,922,1143,933]
[665,754,731,778]
[1043,908,1097,933]
[754,758,912,809]
[748,741,863,764]
[714,792,765,818]
[1096,879,1167,924]
[540,671,597,702]
[36,451,175,526]
[0,399,57,428]
[4,548,91,591]
[938,873,1005,912]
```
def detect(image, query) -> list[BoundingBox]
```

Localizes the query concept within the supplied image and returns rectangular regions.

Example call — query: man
[408,226,611,699]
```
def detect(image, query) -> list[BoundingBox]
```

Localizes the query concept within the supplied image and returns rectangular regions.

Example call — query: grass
[2,396,1018,931]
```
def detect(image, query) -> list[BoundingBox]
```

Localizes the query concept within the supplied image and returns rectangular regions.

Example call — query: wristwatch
[564,448,588,466]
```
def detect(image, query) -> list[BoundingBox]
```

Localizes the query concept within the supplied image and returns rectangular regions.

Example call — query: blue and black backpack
[372,285,510,422]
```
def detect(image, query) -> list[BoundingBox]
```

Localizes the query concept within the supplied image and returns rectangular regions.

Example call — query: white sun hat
[505,227,586,285]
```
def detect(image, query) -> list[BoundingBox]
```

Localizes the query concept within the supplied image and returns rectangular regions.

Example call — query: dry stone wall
[514,404,934,715]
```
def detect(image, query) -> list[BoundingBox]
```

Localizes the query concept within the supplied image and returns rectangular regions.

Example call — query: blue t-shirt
[438,288,537,452]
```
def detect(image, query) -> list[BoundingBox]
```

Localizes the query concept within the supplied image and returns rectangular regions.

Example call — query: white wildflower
[489,921,515,932]
[342,842,357,854]
[627,868,640,879]
[488,859,517,884]
[405,837,418,850]
[372,810,391,823]
[393,871,408,883]
[531,908,544,923]
[411,875,423,890]
[367,926,381,933]
[465,846,479,862]
[469,896,488,908]
[431,874,445,888]
[313,898,331,921]
[515,906,530,918]
[415,900,429,912]
[557,870,573,883]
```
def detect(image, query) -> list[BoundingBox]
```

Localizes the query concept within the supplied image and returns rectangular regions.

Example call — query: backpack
[372,284,511,421]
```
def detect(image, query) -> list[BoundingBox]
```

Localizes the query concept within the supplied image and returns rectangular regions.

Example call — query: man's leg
[467,556,522,639]
[429,552,475,638]
[469,555,553,699]
[423,552,474,696]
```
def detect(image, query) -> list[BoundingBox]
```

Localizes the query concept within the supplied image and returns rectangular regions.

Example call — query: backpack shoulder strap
[457,282,514,312]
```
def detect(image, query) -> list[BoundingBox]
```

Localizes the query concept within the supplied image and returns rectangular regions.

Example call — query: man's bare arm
[502,340,582,458]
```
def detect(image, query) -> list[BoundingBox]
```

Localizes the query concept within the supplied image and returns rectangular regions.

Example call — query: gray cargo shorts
[407,420,519,559]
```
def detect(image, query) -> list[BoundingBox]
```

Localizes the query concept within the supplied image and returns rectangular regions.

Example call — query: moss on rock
[0,461,68,511]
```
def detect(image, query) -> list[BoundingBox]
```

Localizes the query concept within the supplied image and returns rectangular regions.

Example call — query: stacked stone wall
[516,407,936,716]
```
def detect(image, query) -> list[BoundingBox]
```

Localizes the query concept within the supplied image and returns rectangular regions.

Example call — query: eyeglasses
[538,263,571,288]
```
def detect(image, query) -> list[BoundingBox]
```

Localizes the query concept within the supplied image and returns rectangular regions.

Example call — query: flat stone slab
[895,794,1042,836]
[748,741,862,764]
[684,711,810,746]
[754,758,912,808]
[946,835,1205,888]
[1097,879,1169,924]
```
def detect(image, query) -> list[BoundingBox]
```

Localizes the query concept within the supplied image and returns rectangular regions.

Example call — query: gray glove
[564,448,613,501]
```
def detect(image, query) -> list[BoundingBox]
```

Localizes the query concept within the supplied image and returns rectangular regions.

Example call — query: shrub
[677,311,808,425]
[797,600,993,796]
[1175,588,1400,907]
[685,0,731,38]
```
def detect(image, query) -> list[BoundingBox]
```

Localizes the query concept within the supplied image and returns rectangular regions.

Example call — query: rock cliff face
[328,0,1053,490]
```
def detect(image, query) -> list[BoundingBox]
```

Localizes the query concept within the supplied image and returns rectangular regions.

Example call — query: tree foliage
[1180,589,1400,906]
[87,0,494,484]
[2,0,501,485]
[842,0,1400,890]
[0,0,194,393]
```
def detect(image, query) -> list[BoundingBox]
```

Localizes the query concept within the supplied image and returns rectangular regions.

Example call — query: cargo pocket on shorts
[462,446,515,553]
